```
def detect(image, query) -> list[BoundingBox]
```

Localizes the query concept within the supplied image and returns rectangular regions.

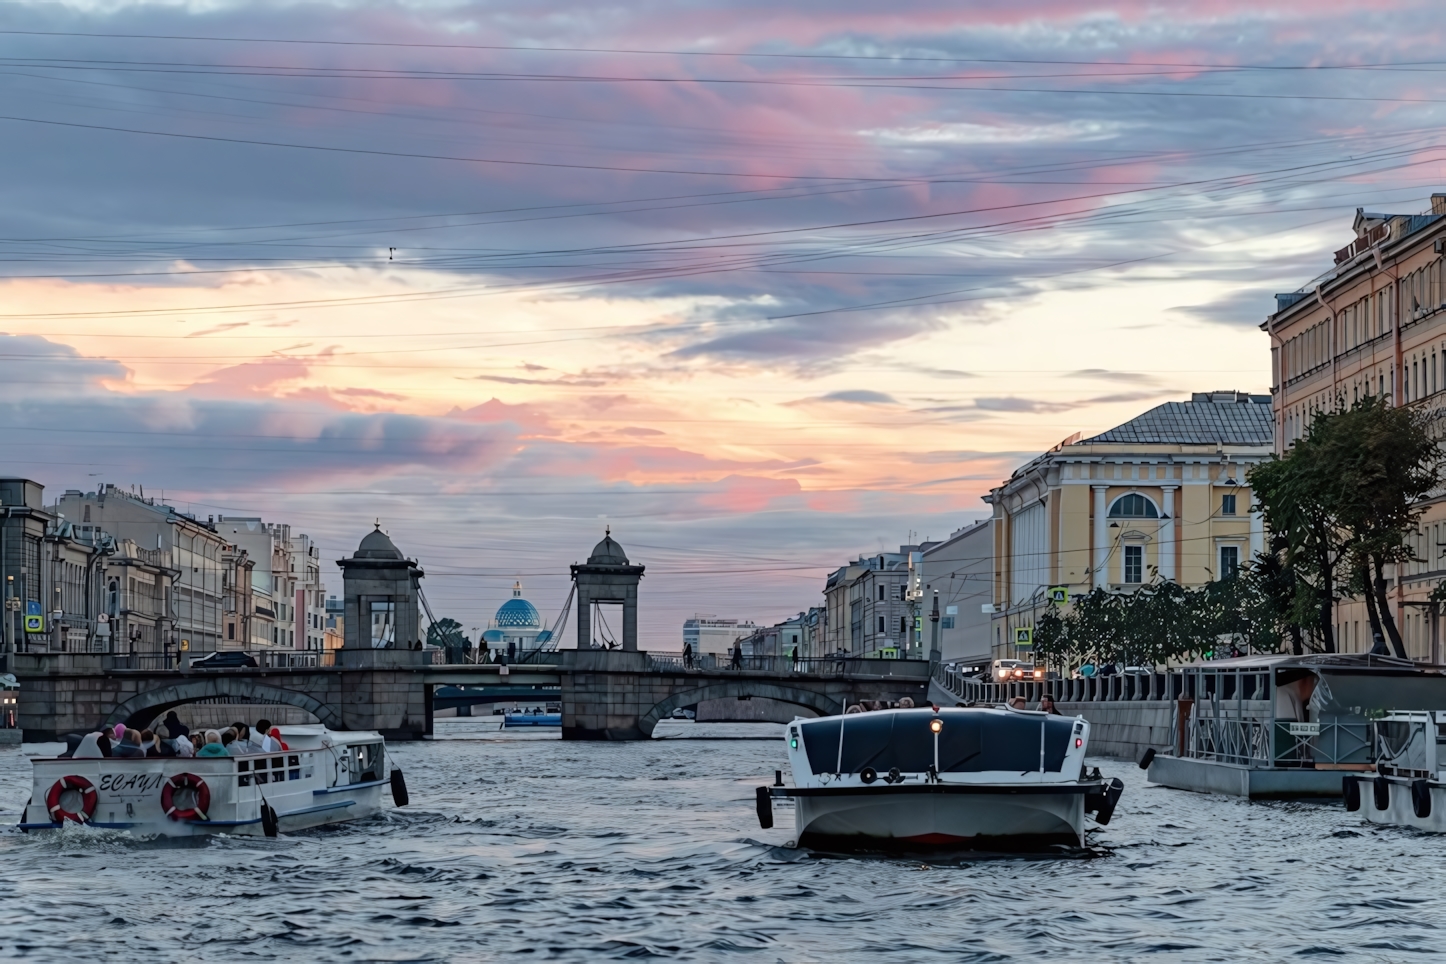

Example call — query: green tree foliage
[426,617,470,663]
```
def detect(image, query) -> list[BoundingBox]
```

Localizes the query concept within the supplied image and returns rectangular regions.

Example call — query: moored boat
[21,725,407,836]
[1344,710,1446,830]
[757,704,1123,850]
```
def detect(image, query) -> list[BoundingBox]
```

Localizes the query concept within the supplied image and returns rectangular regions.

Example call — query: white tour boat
[1345,710,1446,830]
[21,725,407,837]
[757,705,1123,850]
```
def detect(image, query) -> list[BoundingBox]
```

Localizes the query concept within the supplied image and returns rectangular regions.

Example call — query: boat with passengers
[757,703,1123,850]
[1344,710,1446,831]
[21,725,407,836]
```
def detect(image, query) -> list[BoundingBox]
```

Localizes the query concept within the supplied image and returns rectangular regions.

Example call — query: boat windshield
[799,709,1075,775]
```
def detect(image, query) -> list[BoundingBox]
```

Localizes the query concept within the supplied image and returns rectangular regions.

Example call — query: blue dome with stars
[494,582,541,629]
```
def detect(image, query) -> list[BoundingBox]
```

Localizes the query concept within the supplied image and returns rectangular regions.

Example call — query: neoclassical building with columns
[984,391,1273,662]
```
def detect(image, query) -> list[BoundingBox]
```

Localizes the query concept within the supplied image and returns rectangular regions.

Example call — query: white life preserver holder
[46,775,97,824]
[161,772,211,821]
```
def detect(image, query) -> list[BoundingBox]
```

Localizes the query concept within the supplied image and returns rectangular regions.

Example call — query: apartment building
[1265,195,1446,658]
[822,547,923,657]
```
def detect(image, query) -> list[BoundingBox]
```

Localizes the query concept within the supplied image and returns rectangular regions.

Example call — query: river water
[0,720,1441,962]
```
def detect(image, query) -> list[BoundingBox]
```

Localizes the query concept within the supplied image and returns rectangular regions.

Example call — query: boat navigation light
[790,737,798,749]
[1075,738,1083,748]
[929,718,943,734]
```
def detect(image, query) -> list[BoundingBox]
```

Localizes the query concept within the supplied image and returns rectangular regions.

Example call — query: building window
[878,585,884,601]
[1221,494,1237,516]
[1109,493,1158,519]
[899,616,908,634]
[1220,546,1240,580]
[227,622,235,640]
[877,616,885,633]
[1123,545,1143,584]
[941,617,955,629]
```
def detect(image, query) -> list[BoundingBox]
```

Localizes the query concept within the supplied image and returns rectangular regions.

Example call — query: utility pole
[929,590,941,665]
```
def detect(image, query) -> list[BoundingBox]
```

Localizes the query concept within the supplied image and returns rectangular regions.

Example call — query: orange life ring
[161,772,211,821]
[45,775,97,824]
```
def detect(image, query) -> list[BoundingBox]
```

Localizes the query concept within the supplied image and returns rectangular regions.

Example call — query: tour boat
[1345,710,1446,831]
[503,707,561,727]
[756,705,1123,850]
[20,725,407,837]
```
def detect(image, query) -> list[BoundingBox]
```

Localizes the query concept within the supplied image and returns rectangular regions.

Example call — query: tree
[426,617,470,663]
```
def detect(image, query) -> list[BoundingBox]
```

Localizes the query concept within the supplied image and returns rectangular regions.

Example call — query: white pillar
[1250,499,1265,562]
[1092,485,1110,589]
[1159,485,1178,582]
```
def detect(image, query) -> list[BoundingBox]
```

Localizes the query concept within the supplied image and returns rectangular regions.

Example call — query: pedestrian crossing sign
[1015,627,1033,647]
[24,615,43,633]
[1048,586,1069,604]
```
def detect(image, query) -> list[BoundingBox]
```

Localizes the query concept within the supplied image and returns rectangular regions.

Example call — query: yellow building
[984,392,1272,662]
[1265,196,1446,659]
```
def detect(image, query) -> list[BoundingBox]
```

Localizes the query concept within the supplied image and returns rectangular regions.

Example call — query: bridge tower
[336,525,424,650]
[570,529,644,651]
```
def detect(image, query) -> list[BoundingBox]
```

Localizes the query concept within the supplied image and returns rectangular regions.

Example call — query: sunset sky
[2,1,1443,645]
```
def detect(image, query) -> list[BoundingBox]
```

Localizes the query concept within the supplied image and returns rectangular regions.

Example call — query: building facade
[985,392,1273,663]
[55,486,225,652]
[1265,195,1446,658]
[919,519,993,663]
[682,615,759,656]
[821,546,922,658]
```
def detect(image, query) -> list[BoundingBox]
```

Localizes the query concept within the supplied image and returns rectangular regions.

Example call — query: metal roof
[1081,393,1273,446]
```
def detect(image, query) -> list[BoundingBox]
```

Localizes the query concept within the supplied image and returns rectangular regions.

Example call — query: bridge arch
[102,677,341,731]
[637,681,841,737]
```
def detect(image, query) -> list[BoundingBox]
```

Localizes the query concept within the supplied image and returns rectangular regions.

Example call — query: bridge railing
[104,650,337,671]
[649,651,928,677]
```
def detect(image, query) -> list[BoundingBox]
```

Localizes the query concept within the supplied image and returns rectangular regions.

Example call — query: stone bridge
[14,649,932,742]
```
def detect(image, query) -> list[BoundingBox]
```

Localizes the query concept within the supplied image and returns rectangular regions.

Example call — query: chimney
[1433,194,1446,216]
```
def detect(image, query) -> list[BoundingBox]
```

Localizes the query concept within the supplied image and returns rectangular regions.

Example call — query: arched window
[1108,493,1158,519]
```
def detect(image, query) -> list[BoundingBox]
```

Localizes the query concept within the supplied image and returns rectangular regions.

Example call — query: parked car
[191,651,259,669]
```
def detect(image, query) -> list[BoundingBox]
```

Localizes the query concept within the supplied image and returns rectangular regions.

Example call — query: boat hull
[779,785,1089,850]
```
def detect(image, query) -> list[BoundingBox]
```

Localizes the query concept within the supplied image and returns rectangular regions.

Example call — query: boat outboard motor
[390,768,409,807]
[1412,779,1432,819]
[755,786,773,829]
[1342,776,1361,812]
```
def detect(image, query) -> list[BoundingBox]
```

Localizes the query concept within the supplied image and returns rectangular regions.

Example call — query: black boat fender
[390,768,409,807]
[1373,775,1392,812]
[1088,777,1125,826]
[261,801,278,838]
[1137,748,1156,770]
[755,786,773,830]
[1342,776,1361,812]
[1411,779,1432,819]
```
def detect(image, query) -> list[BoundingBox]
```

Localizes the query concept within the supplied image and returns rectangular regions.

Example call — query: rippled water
[0,720,1441,962]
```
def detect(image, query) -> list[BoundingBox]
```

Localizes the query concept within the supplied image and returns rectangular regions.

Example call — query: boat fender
[1092,777,1125,826]
[755,786,773,830]
[1137,748,1156,770]
[1342,776,1361,812]
[1372,775,1391,812]
[887,767,901,785]
[161,772,211,822]
[261,802,278,838]
[390,768,409,807]
[860,767,878,785]
[1411,779,1432,819]
[45,775,97,824]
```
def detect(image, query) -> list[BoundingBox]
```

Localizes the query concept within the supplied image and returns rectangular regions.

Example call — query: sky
[1,0,1444,647]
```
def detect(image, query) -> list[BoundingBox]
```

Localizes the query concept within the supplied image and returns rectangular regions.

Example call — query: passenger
[256,719,279,753]
[140,728,160,758]
[111,723,126,745]
[95,733,113,757]
[114,729,145,758]
[188,734,204,756]
[196,730,229,757]
[844,704,864,714]
[155,725,178,758]
[220,727,239,754]
[73,732,105,759]
[162,711,190,739]
[1038,694,1063,716]
[173,729,195,758]
[1007,697,1027,710]
[269,727,289,752]
[898,697,915,708]
[230,722,255,753]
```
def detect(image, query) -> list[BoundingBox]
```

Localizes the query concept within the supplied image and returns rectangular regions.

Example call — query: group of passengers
[843,697,915,713]
[73,712,290,759]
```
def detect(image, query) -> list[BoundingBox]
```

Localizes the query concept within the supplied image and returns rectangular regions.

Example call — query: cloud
[1066,369,1159,385]
[816,389,898,405]
[971,396,1076,414]
[1170,289,1274,328]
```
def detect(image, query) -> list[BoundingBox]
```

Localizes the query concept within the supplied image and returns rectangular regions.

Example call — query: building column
[622,586,638,652]
[575,589,591,650]
[1158,485,1178,582]
[1250,500,1265,562]
[1092,485,1109,589]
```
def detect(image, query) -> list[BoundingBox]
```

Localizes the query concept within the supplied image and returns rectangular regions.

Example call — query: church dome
[588,531,629,566]
[495,597,541,628]
[355,526,403,560]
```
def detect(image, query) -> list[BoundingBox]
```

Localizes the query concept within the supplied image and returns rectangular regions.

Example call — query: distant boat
[504,706,561,728]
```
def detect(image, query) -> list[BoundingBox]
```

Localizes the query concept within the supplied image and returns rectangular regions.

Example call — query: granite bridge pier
[14,529,930,741]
